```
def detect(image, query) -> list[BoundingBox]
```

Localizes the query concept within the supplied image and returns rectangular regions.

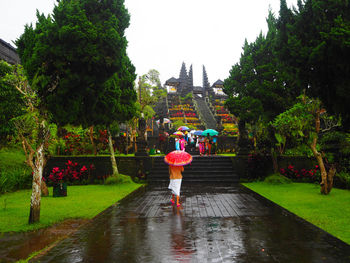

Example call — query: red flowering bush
[48,160,90,184]
[96,129,109,152]
[217,108,228,114]
[62,128,97,155]
[221,115,234,123]
[185,112,196,117]
[63,132,89,154]
[170,111,184,117]
[280,164,320,182]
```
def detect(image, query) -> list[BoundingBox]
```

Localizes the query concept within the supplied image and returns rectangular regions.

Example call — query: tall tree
[16,0,136,223]
[224,11,299,155]
[0,60,25,145]
[276,0,350,129]
[272,95,339,194]
[137,69,165,111]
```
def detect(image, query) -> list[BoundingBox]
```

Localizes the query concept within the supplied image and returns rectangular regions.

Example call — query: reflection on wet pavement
[34,184,350,263]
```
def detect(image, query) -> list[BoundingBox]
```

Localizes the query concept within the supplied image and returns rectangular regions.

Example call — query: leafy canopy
[0,61,25,142]
[16,0,137,127]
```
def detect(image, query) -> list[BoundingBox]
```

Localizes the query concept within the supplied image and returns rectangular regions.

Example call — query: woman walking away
[169,165,184,207]
[165,150,192,208]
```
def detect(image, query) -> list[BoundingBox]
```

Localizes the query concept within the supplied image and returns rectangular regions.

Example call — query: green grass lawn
[217,153,236,156]
[243,182,350,245]
[0,183,143,233]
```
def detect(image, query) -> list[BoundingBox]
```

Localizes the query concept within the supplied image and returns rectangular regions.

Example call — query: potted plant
[48,160,88,197]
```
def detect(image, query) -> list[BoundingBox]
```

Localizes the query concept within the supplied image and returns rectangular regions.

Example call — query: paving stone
[33,184,350,263]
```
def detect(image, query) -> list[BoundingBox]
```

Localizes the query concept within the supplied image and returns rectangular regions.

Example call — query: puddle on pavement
[0,218,88,262]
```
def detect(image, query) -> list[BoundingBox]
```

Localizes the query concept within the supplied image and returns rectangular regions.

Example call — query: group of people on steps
[175,133,217,156]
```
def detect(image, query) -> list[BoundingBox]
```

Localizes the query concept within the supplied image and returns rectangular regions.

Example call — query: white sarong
[168,179,182,196]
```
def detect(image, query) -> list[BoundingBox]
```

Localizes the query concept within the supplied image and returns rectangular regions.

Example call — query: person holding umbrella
[205,134,213,156]
[173,131,184,151]
[198,135,206,156]
[165,151,193,207]
[180,136,186,151]
[175,137,180,151]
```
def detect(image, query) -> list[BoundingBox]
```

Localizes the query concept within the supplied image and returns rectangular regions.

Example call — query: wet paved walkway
[35,184,350,263]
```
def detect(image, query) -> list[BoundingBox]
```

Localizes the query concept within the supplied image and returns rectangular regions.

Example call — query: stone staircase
[148,156,239,183]
[193,95,217,129]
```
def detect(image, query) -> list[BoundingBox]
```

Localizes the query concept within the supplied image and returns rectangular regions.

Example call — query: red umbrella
[164,150,193,166]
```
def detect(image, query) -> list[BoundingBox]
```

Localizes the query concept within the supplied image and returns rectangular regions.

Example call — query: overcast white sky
[1,0,297,86]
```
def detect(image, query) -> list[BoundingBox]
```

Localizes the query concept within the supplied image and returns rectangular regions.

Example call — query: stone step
[193,96,217,129]
[150,169,237,175]
[148,177,239,183]
[149,156,238,182]
[152,169,234,174]
[153,157,233,163]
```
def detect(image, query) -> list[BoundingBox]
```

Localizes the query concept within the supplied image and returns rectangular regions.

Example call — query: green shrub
[105,174,132,185]
[0,147,32,194]
[284,144,314,157]
[0,168,32,194]
[264,174,292,185]
[320,131,350,172]
[335,172,350,189]
[104,176,118,185]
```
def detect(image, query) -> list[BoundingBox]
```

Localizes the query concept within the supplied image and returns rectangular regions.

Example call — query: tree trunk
[309,109,335,195]
[126,125,129,155]
[89,126,97,156]
[107,127,119,177]
[41,180,49,197]
[310,143,330,194]
[28,143,45,224]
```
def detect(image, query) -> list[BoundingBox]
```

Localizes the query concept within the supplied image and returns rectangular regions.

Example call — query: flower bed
[184,112,197,117]
[170,117,185,121]
[222,123,238,136]
[280,164,320,182]
[169,111,184,117]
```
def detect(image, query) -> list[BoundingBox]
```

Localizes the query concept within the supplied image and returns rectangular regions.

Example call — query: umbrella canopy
[173,131,184,136]
[189,130,196,134]
[156,118,171,125]
[193,130,203,136]
[202,129,219,136]
[164,150,193,166]
[177,126,190,131]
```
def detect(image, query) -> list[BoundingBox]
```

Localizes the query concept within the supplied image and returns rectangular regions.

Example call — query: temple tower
[202,65,210,97]
[187,64,193,89]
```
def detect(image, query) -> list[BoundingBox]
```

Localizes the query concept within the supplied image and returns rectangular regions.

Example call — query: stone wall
[44,156,153,182]
[233,155,317,179]
[45,155,317,182]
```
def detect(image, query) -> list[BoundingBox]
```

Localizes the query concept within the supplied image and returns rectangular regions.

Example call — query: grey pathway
[35,184,350,263]
[194,96,217,129]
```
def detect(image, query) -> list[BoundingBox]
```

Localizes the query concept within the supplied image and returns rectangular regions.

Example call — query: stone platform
[34,183,350,263]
